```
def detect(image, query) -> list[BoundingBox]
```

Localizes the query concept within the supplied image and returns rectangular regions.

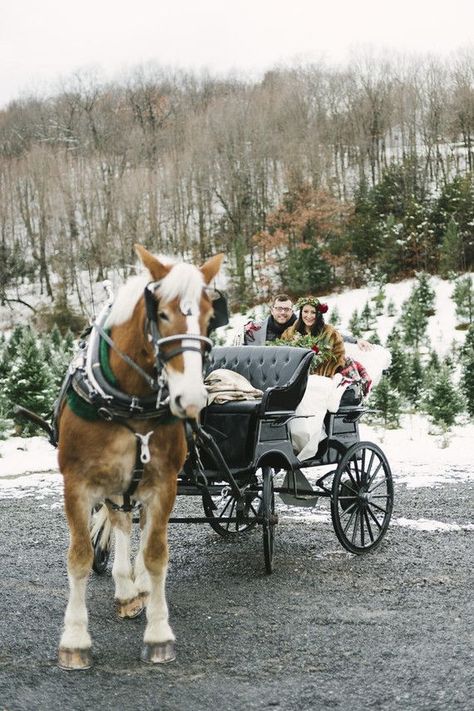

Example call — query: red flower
[318,303,328,314]
[311,345,320,353]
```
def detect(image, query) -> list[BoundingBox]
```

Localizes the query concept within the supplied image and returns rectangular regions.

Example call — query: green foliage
[401,293,428,349]
[360,301,374,330]
[2,329,54,436]
[283,246,333,294]
[368,378,402,429]
[372,289,385,316]
[460,325,474,417]
[272,332,337,374]
[404,352,424,408]
[440,218,464,275]
[430,173,474,271]
[452,275,474,325]
[385,328,407,391]
[413,272,436,313]
[348,310,363,338]
[423,364,464,429]
[386,298,397,317]
[328,305,340,327]
[368,330,381,345]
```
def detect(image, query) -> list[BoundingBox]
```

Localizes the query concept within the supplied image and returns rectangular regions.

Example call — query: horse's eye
[158,311,169,322]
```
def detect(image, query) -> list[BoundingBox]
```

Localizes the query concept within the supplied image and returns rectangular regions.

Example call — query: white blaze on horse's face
[165,295,208,420]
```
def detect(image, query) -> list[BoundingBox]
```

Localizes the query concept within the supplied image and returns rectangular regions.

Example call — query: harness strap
[106,426,155,513]
[94,322,159,390]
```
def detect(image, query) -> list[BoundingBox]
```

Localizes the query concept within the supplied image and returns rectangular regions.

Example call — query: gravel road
[0,469,472,711]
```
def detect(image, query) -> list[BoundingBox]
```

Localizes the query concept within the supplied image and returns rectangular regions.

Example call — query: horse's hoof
[57,647,92,671]
[116,596,146,619]
[141,641,176,664]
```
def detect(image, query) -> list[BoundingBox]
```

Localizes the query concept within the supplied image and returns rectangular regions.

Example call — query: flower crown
[295,296,328,314]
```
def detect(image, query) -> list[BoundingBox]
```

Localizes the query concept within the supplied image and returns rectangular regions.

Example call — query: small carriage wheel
[331,442,394,555]
[261,466,276,574]
[90,504,111,575]
[202,484,261,537]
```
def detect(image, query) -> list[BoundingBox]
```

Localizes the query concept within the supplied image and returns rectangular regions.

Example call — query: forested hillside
[0,52,473,313]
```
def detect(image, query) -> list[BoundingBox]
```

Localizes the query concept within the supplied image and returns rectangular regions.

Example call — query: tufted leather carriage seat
[204,346,315,414]
[200,346,314,470]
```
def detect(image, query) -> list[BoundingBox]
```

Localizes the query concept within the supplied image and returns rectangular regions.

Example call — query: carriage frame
[92,345,394,575]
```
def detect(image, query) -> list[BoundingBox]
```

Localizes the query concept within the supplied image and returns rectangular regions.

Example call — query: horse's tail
[90,504,112,552]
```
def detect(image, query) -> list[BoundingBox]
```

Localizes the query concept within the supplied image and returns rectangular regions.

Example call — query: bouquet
[271,333,338,374]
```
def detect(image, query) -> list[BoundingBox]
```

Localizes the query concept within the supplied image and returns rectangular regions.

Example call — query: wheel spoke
[340,479,359,496]
[363,510,375,542]
[344,464,359,489]
[367,460,383,489]
[352,456,361,486]
[369,501,387,515]
[360,510,365,547]
[369,478,388,493]
[364,449,376,484]
[351,509,361,544]
[342,505,358,534]
[367,506,383,529]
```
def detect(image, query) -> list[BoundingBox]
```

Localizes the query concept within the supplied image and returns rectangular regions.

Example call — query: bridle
[143,280,213,382]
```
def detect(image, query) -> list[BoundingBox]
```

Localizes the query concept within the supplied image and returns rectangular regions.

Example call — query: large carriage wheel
[90,504,111,575]
[202,483,261,537]
[261,466,276,574]
[331,442,393,555]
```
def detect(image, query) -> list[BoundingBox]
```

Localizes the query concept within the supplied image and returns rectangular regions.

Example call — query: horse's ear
[134,244,171,281]
[200,254,224,285]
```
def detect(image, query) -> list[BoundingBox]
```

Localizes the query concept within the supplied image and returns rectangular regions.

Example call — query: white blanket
[290,344,391,461]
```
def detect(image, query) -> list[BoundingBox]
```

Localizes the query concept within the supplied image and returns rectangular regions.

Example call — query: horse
[56,244,223,670]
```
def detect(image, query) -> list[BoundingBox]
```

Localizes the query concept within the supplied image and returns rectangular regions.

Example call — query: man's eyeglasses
[273,307,292,313]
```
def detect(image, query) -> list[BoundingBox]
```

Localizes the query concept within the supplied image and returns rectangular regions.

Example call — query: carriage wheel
[202,484,261,537]
[261,466,276,574]
[331,442,393,555]
[90,504,111,575]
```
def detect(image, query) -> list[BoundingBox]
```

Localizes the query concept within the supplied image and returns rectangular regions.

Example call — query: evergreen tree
[6,324,30,359]
[360,301,374,330]
[405,352,424,409]
[461,325,474,417]
[439,218,464,275]
[452,275,474,326]
[378,215,404,280]
[401,295,428,349]
[386,298,397,317]
[50,323,63,350]
[423,364,464,429]
[348,309,363,338]
[424,350,440,391]
[413,271,436,314]
[372,289,385,316]
[2,330,54,435]
[385,328,408,393]
[369,330,381,345]
[369,378,402,429]
[328,305,340,327]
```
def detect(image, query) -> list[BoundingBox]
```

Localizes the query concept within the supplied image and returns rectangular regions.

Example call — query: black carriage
[92,344,394,575]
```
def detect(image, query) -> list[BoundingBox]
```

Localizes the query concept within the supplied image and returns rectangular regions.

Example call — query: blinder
[207,288,229,334]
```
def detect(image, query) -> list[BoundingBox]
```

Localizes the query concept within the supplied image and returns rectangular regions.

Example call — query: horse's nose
[173,395,203,420]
